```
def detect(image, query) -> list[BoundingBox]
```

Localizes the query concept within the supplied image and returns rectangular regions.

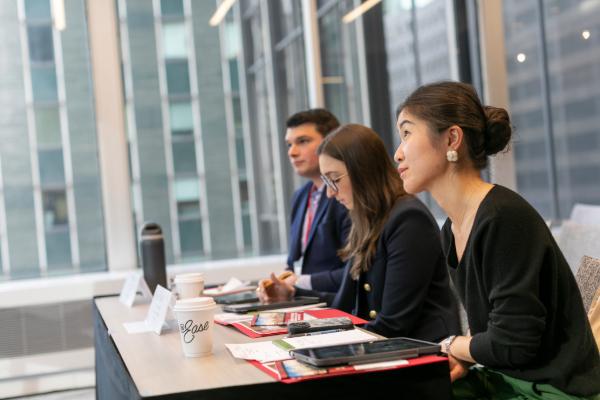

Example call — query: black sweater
[441,185,600,396]
[296,195,461,342]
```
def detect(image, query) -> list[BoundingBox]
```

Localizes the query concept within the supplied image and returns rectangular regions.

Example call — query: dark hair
[316,124,406,279]
[396,81,513,170]
[286,109,340,138]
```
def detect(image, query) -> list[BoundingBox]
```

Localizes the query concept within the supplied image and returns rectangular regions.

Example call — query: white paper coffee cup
[174,297,216,358]
[174,273,205,299]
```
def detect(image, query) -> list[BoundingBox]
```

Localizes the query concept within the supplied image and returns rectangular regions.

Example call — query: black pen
[285,329,345,338]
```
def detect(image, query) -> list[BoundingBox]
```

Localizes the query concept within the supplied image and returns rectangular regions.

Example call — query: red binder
[248,355,448,384]
[228,309,368,338]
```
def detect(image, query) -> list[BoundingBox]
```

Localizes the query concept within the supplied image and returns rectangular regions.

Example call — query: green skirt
[453,367,600,400]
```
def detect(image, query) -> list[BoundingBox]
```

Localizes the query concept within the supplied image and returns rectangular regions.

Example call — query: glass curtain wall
[117,0,241,264]
[221,9,257,256]
[117,0,175,264]
[384,0,459,125]
[503,0,600,221]
[270,0,310,197]
[381,0,459,219]
[155,0,208,262]
[317,0,369,125]
[313,0,459,219]
[23,0,77,274]
[237,0,289,255]
[0,0,475,279]
[0,0,105,280]
[112,0,466,263]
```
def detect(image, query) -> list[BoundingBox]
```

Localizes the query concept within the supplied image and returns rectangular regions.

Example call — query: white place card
[119,271,153,307]
[123,320,173,334]
[145,285,177,335]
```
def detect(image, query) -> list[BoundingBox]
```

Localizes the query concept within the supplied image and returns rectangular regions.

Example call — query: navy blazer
[296,195,461,342]
[287,181,351,293]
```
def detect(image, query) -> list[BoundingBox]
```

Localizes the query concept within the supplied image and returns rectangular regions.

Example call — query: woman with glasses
[258,124,461,341]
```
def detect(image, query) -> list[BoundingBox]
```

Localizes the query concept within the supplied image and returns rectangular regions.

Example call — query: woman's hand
[447,355,470,382]
[439,337,473,382]
[257,272,295,303]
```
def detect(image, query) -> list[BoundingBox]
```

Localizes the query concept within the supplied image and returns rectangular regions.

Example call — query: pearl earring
[447,150,458,162]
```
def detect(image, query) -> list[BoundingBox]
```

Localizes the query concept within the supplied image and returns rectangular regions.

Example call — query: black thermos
[140,222,167,294]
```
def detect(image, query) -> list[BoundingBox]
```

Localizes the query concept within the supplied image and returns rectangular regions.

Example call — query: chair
[577,256,600,352]
[588,283,600,352]
[570,203,600,225]
[575,256,600,314]
[556,221,600,274]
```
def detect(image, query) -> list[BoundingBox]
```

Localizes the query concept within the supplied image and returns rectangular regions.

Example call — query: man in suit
[284,109,350,293]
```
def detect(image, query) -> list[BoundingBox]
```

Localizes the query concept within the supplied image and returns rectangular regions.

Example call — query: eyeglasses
[320,173,348,192]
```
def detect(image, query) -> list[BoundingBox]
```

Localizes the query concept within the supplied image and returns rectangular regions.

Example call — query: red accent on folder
[231,323,287,338]
[248,355,448,384]
[304,309,368,325]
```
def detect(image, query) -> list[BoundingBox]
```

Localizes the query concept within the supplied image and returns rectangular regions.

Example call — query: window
[35,107,62,144]
[169,101,194,136]
[160,0,184,16]
[0,0,105,279]
[38,149,66,184]
[163,22,187,59]
[8,0,587,284]
[502,0,600,220]
[174,177,203,257]
[27,25,54,62]
[42,190,68,227]
[45,231,72,269]
[318,0,368,125]
[165,61,191,95]
[31,67,58,102]
[172,142,197,174]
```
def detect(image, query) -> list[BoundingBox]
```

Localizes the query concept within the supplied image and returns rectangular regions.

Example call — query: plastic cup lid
[174,272,205,283]
[174,297,215,311]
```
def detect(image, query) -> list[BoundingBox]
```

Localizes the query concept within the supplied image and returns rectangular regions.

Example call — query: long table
[94,295,453,399]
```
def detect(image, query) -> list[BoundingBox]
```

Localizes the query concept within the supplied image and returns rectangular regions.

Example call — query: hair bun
[483,106,513,156]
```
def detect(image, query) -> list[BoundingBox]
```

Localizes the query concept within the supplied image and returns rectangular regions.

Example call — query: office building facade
[503,0,600,220]
[0,0,105,280]
[1,0,598,281]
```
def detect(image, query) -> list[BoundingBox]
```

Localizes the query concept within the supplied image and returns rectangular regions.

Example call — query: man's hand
[282,271,300,286]
[447,355,470,382]
[257,272,295,303]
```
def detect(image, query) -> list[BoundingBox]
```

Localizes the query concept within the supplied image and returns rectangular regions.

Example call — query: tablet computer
[221,297,320,313]
[290,337,440,367]
[213,291,260,305]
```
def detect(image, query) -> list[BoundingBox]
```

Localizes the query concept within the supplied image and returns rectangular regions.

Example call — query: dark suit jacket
[296,195,461,342]
[287,182,351,292]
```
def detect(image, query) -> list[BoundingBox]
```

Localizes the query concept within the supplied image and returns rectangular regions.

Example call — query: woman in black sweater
[394,81,600,398]
[259,124,460,342]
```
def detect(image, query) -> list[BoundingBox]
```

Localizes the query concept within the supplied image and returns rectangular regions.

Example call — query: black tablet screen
[214,291,259,304]
[294,339,429,360]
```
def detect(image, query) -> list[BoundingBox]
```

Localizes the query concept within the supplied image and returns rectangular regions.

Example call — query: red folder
[248,355,448,384]
[231,323,287,338]
[229,308,368,338]
[304,309,368,325]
